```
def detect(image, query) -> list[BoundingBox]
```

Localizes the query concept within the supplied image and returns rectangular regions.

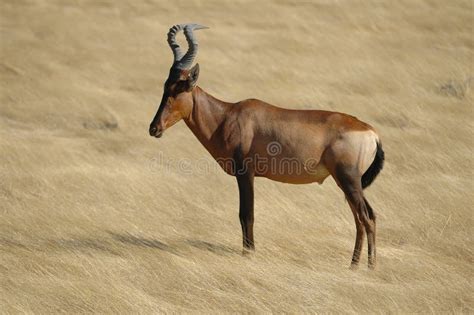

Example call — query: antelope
[149,24,384,269]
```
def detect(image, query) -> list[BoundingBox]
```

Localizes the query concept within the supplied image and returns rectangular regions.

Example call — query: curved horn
[167,23,208,70]
[167,24,184,61]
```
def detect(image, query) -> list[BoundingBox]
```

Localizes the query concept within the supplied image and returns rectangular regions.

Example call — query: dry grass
[1,0,473,313]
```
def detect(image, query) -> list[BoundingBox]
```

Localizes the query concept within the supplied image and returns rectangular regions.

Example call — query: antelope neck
[183,86,232,142]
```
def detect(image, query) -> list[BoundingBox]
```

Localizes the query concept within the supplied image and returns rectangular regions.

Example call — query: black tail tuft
[362,141,384,189]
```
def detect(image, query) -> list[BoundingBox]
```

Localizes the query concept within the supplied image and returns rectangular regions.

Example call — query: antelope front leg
[236,170,255,254]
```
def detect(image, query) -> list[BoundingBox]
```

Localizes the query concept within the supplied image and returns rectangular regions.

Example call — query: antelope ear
[187,63,200,90]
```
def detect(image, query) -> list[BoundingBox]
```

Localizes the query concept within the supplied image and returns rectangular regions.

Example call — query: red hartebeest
[149,24,384,269]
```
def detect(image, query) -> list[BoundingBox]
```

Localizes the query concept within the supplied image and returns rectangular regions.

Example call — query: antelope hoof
[368,261,376,270]
[242,247,255,256]
[349,262,359,270]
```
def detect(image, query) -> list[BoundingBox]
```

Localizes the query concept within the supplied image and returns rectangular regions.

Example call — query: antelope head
[149,23,208,138]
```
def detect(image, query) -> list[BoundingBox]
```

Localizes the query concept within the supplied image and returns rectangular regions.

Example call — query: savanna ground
[1,0,473,313]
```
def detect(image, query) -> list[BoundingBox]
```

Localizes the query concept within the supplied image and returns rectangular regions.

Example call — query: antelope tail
[361,141,384,189]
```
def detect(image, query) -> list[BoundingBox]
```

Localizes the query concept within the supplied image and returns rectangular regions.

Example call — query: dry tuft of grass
[1,0,473,313]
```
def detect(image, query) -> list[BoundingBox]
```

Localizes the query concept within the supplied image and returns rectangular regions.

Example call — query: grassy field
[1,0,473,313]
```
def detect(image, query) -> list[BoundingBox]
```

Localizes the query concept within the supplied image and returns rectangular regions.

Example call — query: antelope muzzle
[149,124,163,138]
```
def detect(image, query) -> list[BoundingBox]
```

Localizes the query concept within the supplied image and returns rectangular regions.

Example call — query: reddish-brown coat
[149,66,383,269]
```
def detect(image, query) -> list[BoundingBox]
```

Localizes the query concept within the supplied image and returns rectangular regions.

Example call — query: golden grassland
[1,0,473,313]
